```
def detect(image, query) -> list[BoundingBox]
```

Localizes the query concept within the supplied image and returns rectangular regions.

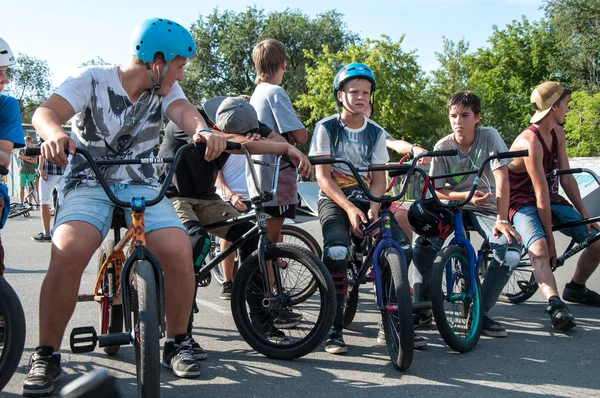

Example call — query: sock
[566,280,585,290]
[43,230,50,237]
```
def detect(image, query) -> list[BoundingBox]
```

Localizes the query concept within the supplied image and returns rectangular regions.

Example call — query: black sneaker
[482,316,508,337]
[324,329,348,354]
[31,233,51,242]
[413,311,433,328]
[252,316,290,343]
[562,284,600,307]
[184,334,207,360]
[162,335,201,378]
[545,301,576,331]
[272,307,302,329]
[22,346,62,397]
[220,280,232,300]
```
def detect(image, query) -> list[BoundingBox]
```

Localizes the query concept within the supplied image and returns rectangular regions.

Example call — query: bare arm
[32,94,77,167]
[554,127,588,216]
[369,169,386,219]
[285,127,308,145]
[216,169,234,201]
[0,141,13,168]
[492,165,522,244]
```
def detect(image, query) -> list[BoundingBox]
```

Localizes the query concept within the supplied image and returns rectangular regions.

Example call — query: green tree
[5,54,53,124]
[544,0,600,91]
[297,36,442,150]
[564,90,600,156]
[465,17,557,144]
[79,56,111,67]
[181,7,357,113]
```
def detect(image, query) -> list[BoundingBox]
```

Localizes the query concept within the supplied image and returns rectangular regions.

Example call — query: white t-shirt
[216,154,250,200]
[55,65,185,191]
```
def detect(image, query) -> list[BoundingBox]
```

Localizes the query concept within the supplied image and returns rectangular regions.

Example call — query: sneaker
[31,233,51,242]
[252,316,289,343]
[376,323,428,349]
[482,316,508,337]
[413,311,433,328]
[324,329,348,354]
[545,301,577,331]
[162,335,201,378]
[184,334,207,360]
[220,280,232,300]
[272,307,302,329]
[22,346,62,397]
[562,284,600,307]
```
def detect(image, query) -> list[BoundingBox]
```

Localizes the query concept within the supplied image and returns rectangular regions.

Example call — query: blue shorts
[512,204,598,250]
[54,184,185,240]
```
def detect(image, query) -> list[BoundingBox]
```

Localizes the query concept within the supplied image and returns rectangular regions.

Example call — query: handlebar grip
[554,168,582,176]
[497,150,528,160]
[24,147,42,157]
[430,149,458,157]
[309,157,338,165]
[225,141,242,151]
[0,166,8,176]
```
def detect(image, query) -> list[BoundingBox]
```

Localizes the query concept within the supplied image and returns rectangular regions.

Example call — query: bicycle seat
[110,207,127,230]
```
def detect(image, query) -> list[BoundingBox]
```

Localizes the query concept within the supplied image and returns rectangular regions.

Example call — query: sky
[3,0,545,88]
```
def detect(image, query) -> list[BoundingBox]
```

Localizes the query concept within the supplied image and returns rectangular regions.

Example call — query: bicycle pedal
[70,326,98,353]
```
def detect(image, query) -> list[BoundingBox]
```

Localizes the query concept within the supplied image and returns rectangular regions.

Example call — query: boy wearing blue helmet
[309,63,424,354]
[23,18,225,395]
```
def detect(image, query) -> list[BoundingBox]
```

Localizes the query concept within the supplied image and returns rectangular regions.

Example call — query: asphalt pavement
[1,207,600,397]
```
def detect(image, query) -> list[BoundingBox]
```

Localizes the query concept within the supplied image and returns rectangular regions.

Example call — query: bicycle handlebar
[25,141,241,208]
[553,167,600,186]
[387,149,459,177]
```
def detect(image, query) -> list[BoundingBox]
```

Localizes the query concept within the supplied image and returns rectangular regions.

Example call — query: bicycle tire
[380,248,414,371]
[431,246,483,353]
[230,243,335,360]
[343,279,359,328]
[7,206,31,219]
[132,262,160,398]
[97,239,123,355]
[0,277,26,391]
[209,235,238,286]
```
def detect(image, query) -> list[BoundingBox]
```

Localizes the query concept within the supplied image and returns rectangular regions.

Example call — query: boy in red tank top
[508,82,600,331]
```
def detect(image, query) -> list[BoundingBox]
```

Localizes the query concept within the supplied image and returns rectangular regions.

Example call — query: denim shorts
[512,204,597,250]
[54,184,185,239]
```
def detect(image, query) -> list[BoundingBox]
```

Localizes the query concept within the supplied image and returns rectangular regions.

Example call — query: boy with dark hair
[411,91,522,338]
[508,82,600,331]
[309,62,419,354]
[250,39,307,260]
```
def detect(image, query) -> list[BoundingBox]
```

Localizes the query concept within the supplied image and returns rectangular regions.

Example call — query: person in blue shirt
[0,37,26,277]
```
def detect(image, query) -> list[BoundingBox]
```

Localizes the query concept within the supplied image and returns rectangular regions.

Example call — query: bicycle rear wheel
[231,243,335,360]
[97,239,123,355]
[380,248,413,371]
[431,246,482,353]
[500,251,538,304]
[0,276,26,391]
[132,262,160,397]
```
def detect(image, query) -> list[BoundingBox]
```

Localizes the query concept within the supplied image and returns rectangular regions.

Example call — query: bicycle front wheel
[0,277,26,391]
[500,250,538,304]
[132,262,160,397]
[380,248,413,371]
[431,246,482,353]
[231,243,335,360]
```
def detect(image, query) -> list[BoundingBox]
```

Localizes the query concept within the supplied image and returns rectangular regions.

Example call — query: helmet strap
[144,60,172,92]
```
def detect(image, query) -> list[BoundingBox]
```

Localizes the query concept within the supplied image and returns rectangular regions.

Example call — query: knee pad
[184,221,211,269]
[326,245,348,262]
[502,248,521,271]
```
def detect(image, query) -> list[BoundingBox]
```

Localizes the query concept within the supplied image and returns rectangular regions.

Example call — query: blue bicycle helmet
[131,18,196,62]
[333,62,376,104]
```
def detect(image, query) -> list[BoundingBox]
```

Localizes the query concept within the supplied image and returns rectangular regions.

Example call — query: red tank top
[508,125,570,220]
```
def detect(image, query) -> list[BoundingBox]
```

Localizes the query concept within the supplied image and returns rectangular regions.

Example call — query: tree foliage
[5,54,53,124]
[564,90,600,156]
[181,6,357,114]
[79,56,111,68]
[297,36,443,149]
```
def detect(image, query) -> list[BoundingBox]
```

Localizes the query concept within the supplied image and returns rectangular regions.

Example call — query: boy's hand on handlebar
[194,131,227,161]
[492,223,522,245]
[41,133,75,168]
[412,146,431,165]
[587,222,600,234]
[245,132,263,141]
[348,205,368,239]
[547,237,557,268]
[287,146,313,179]
[470,190,492,206]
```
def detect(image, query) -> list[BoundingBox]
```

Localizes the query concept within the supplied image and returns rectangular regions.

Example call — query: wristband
[495,220,511,225]
[410,143,421,153]
[196,128,212,134]
[228,192,235,201]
